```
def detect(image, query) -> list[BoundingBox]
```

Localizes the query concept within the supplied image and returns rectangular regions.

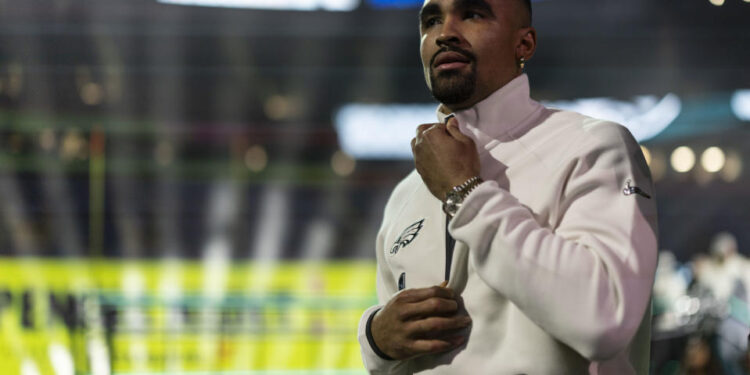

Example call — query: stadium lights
[157,0,360,11]
[543,93,681,142]
[331,150,356,176]
[334,103,435,160]
[730,89,750,121]
[334,94,680,160]
[156,0,444,10]
[244,145,268,172]
[701,147,726,173]
[721,151,743,182]
[671,146,696,173]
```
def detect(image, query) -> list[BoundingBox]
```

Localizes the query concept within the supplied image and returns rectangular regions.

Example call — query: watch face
[444,201,459,216]
[446,190,461,202]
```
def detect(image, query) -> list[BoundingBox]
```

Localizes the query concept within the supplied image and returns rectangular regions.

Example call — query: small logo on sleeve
[389,219,425,255]
[623,179,651,199]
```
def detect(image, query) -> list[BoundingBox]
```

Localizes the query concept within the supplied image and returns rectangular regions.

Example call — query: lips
[433,51,472,71]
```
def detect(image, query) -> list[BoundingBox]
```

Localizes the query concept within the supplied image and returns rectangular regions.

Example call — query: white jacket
[358,74,658,374]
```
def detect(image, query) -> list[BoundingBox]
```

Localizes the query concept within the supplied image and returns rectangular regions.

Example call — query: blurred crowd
[652,232,750,374]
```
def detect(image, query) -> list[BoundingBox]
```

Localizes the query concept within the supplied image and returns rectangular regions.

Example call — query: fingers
[398,297,459,321]
[409,335,466,354]
[416,123,435,137]
[395,284,463,321]
[416,119,471,146]
[407,315,472,337]
[409,339,453,354]
[372,283,470,360]
[413,123,440,150]
[397,285,455,303]
[445,117,472,144]
[415,122,447,140]
[414,119,473,149]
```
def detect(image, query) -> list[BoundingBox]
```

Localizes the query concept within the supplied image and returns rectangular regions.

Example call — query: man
[357,0,658,373]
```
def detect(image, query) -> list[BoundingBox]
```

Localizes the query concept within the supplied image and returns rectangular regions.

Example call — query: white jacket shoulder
[382,169,422,218]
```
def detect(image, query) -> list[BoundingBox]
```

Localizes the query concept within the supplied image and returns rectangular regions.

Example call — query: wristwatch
[442,176,483,218]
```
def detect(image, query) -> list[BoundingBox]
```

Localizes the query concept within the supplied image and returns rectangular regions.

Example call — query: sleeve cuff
[366,308,395,360]
[449,180,496,229]
[359,305,409,373]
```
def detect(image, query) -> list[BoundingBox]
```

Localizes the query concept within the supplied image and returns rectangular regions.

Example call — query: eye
[464,11,482,20]
[423,16,442,28]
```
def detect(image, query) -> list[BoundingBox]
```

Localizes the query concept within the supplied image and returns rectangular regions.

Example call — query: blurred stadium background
[0,0,749,374]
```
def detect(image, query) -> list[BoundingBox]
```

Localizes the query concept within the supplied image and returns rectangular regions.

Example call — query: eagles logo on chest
[389,219,425,255]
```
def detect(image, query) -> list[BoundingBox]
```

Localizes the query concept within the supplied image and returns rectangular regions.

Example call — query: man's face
[419,0,526,110]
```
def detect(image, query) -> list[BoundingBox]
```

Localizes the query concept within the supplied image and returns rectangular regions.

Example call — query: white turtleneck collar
[435,73,542,153]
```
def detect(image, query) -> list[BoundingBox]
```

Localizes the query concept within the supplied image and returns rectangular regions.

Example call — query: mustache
[430,46,476,67]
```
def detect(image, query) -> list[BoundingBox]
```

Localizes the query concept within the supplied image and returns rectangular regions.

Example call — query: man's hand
[371,282,472,360]
[411,117,480,200]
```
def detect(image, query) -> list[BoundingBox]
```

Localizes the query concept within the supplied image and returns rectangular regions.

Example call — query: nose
[436,15,462,47]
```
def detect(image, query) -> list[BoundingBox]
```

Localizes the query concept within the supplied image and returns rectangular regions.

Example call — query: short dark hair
[520,0,532,26]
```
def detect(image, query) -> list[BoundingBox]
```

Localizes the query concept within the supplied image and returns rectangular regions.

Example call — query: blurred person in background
[654,250,691,329]
[681,335,721,375]
[357,0,658,373]
[693,232,749,304]
[692,232,750,375]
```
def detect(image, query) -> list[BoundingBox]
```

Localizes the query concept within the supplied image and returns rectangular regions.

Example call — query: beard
[428,64,476,106]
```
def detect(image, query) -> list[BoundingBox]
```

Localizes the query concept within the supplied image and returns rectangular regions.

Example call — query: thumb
[446,117,471,143]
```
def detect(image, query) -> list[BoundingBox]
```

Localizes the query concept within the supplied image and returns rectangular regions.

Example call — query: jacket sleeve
[448,124,658,361]
[357,203,413,374]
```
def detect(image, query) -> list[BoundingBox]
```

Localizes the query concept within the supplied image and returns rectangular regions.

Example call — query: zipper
[445,215,456,281]
[443,113,458,282]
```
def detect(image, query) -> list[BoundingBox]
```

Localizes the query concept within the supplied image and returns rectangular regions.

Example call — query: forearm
[449,180,657,360]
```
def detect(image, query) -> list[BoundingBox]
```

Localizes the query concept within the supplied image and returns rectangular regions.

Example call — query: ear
[515,27,537,62]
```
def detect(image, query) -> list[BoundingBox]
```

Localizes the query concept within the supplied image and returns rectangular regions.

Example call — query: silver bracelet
[443,176,484,217]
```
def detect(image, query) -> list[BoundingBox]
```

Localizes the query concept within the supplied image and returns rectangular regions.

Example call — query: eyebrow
[454,0,494,16]
[419,3,441,24]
